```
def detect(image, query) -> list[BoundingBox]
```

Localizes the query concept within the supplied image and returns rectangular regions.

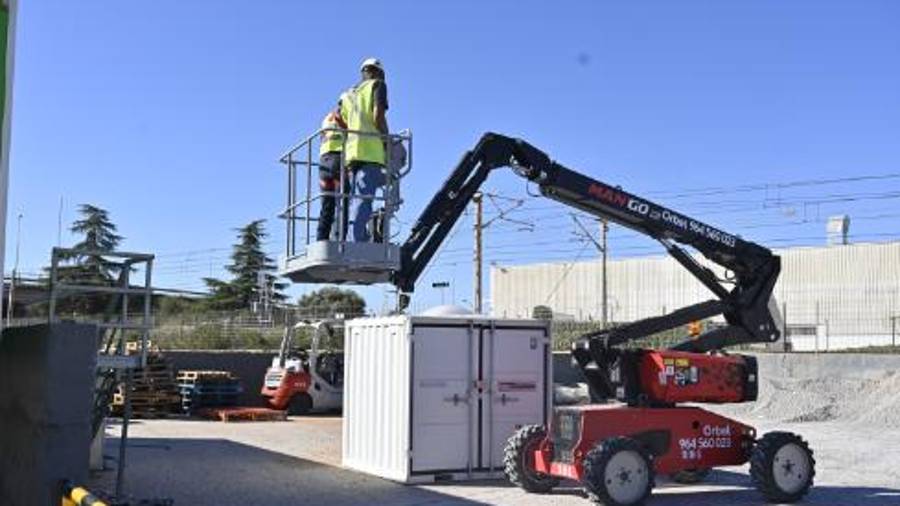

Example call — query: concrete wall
[164,350,277,407]
[0,323,98,506]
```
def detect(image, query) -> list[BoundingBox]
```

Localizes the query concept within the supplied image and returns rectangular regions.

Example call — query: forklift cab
[278,319,344,387]
[263,319,345,413]
[277,127,412,285]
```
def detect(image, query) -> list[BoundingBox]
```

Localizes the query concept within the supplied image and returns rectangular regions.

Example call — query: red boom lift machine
[380,133,815,505]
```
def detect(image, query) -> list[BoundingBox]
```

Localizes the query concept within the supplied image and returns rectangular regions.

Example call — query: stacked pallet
[177,370,243,414]
[110,351,181,419]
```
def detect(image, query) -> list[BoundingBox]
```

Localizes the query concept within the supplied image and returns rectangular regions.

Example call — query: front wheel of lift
[503,424,560,493]
[750,431,815,503]
[582,436,654,506]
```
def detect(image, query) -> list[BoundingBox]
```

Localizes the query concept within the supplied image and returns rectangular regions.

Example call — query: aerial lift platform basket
[277,127,412,285]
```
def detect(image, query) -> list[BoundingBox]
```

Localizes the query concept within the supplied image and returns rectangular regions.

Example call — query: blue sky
[8,1,900,313]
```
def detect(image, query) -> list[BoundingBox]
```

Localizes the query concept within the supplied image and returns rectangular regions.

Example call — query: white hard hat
[360,57,384,73]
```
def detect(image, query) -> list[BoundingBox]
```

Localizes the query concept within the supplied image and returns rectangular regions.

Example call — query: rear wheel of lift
[503,424,560,493]
[670,467,711,484]
[751,431,815,503]
[287,393,313,415]
[582,436,654,506]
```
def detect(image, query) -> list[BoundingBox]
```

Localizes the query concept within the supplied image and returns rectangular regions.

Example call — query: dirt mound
[717,368,900,428]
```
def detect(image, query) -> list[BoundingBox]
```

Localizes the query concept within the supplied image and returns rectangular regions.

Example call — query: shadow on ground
[427,469,900,506]
[92,437,487,506]
[92,438,900,506]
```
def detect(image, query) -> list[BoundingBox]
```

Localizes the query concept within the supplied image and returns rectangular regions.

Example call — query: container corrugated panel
[342,316,411,481]
[342,314,551,483]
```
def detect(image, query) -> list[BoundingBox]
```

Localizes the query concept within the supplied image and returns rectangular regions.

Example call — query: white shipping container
[342,314,552,483]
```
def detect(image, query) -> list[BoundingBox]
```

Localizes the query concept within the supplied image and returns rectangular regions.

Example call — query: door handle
[498,393,519,405]
[443,393,469,405]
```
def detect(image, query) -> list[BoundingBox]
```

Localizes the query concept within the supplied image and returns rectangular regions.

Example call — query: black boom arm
[392,132,781,356]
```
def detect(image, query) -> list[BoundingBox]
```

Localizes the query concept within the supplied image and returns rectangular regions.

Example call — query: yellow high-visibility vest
[340,79,385,165]
[319,111,345,155]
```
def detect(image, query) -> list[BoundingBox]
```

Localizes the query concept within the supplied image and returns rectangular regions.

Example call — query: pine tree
[57,204,124,283]
[204,219,287,310]
[51,204,125,314]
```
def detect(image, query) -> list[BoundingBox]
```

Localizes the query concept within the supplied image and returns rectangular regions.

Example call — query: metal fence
[522,296,899,352]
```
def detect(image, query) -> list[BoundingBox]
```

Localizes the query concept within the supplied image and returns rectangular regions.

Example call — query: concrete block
[0,323,98,506]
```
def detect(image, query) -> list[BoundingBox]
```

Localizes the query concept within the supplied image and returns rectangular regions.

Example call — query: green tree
[50,204,125,314]
[57,204,124,282]
[297,287,366,319]
[204,220,286,310]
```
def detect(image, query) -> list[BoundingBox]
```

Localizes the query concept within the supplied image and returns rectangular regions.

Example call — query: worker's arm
[374,104,389,135]
[374,80,389,135]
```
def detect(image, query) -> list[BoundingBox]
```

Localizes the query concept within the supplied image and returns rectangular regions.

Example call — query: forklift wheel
[583,437,654,506]
[751,431,815,503]
[287,393,313,415]
[670,467,711,484]
[503,425,560,494]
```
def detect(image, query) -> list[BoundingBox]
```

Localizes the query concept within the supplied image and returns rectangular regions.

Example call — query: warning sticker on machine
[498,381,536,392]
[663,357,700,386]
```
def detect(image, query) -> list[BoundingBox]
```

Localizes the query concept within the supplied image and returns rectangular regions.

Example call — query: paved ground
[92,416,900,506]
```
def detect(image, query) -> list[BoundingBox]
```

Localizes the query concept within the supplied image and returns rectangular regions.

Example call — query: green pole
[0,0,15,333]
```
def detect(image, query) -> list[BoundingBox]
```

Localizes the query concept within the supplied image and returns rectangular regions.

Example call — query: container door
[482,326,549,470]
[410,325,476,473]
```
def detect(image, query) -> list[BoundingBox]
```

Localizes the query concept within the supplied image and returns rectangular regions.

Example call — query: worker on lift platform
[341,57,390,242]
[317,104,349,241]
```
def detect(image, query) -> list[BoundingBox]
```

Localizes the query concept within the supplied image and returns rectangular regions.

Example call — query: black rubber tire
[503,424,560,494]
[670,467,711,484]
[582,437,654,506]
[287,393,313,415]
[751,431,815,503]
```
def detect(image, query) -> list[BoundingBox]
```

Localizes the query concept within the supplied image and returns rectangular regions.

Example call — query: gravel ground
[92,415,900,506]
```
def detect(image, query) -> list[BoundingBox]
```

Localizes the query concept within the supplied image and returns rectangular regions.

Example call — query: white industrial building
[490,241,900,351]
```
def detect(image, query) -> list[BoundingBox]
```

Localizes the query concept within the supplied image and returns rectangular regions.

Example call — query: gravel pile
[719,371,900,427]
[715,353,900,428]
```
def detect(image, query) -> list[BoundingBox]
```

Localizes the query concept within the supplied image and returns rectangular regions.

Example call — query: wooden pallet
[114,392,182,404]
[197,407,288,422]
[109,351,180,417]
[176,370,234,380]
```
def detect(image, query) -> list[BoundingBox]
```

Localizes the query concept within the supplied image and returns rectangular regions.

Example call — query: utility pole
[6,211,20,325]
[890,315,895,348]
[601,219,608,328]
[473,192,483,313]
[572,215,609,327]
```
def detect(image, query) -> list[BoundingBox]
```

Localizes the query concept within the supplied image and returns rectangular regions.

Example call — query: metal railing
[48,247,155,502]
[48,248,154,369]
[278,127,412,259]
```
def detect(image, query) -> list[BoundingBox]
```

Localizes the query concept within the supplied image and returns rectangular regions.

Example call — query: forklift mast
[392,133,781,380]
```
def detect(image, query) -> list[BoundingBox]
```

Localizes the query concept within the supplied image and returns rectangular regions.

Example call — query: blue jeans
[350,163,385,242]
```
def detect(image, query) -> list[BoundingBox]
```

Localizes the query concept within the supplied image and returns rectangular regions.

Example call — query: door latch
[444,393,469,406]
[498,393,519,405]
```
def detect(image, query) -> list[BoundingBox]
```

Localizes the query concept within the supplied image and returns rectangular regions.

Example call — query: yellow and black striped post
[61,481,108,506]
